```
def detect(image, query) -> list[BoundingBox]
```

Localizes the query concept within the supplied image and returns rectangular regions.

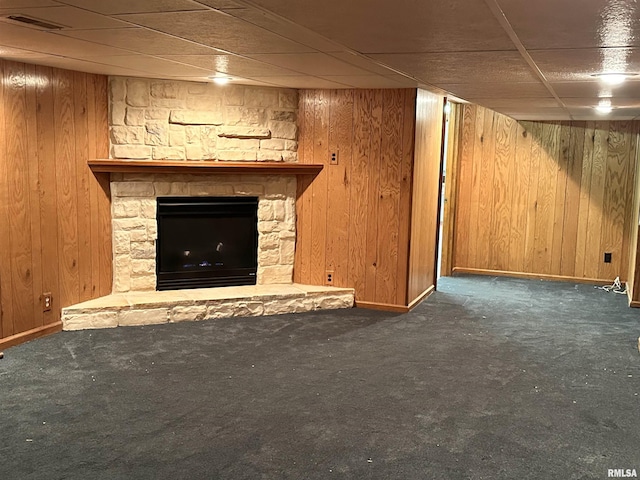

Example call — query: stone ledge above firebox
[61,284,355,331]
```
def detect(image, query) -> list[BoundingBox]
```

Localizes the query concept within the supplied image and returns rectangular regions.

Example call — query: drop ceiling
[1,0,639,120]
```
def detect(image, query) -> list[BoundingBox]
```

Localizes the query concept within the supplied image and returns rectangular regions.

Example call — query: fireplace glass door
[156,196,258,290]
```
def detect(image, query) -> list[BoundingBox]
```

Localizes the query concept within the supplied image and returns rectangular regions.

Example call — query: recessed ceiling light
[592,73,637,85]
[595,98,613,114]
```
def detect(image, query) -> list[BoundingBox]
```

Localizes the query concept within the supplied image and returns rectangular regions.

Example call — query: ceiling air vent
[5,15,66,30]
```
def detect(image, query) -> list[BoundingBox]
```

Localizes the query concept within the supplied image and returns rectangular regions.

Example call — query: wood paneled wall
[295,88,444,309]
[452,104,639,283]
[408,90,445,303]
[0,59,112,349]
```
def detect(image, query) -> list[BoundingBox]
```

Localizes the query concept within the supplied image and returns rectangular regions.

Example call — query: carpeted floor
[1,275,639,480]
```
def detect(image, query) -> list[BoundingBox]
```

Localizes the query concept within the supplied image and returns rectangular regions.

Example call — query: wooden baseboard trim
[407,285,435,311]
[355,285,436,313]
[355,301,409,313]
[451,267,616,286]
[629,300,640,308]
[0,322,62,350]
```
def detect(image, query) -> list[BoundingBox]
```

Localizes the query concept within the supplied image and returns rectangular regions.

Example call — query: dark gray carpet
[1,275,640,480]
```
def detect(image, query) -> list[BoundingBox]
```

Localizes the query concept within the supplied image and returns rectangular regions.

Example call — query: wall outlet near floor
[43,292,52,312]
[604,252,612,263]
[326,270,334,285]
[330,151,338,165]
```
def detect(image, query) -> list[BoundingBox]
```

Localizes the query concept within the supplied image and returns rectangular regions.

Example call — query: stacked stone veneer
[112,173,296,293]
[109,77,298,162]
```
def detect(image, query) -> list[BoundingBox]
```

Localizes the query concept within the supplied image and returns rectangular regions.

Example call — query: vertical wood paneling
[396,89,416,305]
[574,122,596,278]
[25,64,44,327]
[326,90,353,287]
[364,91,383,301]
[92,75,112,297]
[6,61,35,336]
[293,91,313,283]
[560,123,585,276]
[453,104,475,268]
[452,104,638,283]
[35,65,61,327]
[376,89,403,303]
[408,90,444,302]
[347,90,371,300]
[0,59,111,347]
[0,60,13,338]
[310,90,329,286]
[296,88,425,307]
[508,121,532,272]
[441,102,462,277]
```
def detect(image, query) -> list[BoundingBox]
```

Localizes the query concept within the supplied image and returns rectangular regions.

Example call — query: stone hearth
[62,284,354,330]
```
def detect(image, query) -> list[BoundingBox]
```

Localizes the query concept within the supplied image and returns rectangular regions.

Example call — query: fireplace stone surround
[61,170,354,330]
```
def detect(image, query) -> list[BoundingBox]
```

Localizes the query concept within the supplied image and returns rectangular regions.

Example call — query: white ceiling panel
[316,75,414,89]
[530,48,640,82]
[90,55,211,77]
[497,0,640,50]
[160,54,301,77]
[439,82,551,100]
[247,53,376,77]
[243,0,516,54]
[245,75,351,89]
[0,0,57,6]
[59,27,221,55]
[116,10,314,54]
[223,7,346,53]
[56,0,208,15]
[193,0,243,9]
[369,51,540,85]
[551,81,640,98]
[0,6,131,29]
[0,22,135,57]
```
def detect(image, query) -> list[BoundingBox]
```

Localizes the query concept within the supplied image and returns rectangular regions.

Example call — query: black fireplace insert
[156,196,258,290]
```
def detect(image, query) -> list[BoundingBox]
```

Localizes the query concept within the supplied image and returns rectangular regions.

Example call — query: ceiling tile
[568,106,640,119]
[333,52,397,76]
[0,45,49,59]
[551,80,640,98]
[59,27,220,55]
[245,0,516,53]
[55,0,208,15]
[317,75,412,88]
[499,107,571,120]
[439,82,551,99]
[530,48,640,82]
[498,0,640,49]
[20,55,149,76]
[369,51,539,85]
[159,54,300,77]
[0,6,131,29]
[92,55,211,77]
[563,97,640,108]
[224,7,345,53]
[0,22,135,57]
[245,75,351,89]
[471,98,560,109]
[247,52,374,76]
[0,0,57,6]
[192,0,243,9]
[116,10,314,54]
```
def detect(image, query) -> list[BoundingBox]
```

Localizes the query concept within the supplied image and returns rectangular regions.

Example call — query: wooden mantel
[88,159,323,176]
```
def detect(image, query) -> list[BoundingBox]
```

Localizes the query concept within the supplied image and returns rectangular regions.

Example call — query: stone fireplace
[110,173,297,293]
[59,77,354,331]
